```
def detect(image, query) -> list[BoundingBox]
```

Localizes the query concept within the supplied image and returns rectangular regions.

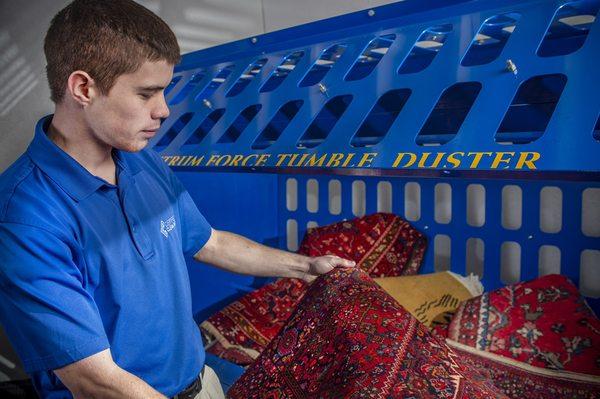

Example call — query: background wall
[0,0,396,173]
[0,0,397,381]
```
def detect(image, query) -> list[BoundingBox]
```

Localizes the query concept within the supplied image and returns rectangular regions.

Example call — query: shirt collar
[27,115,143,202]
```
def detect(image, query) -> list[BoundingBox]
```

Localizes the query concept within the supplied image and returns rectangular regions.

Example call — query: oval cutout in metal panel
[502,185,522,230]
[434,234,451,272]
[286,178,297,211]
[467,184,485,227]
[501,241,521,284]
[377,181,392,213]
[352,180,366,217]
[582,188,600,237]
[404,182,421,221]
[540,187,562,233]
[286,219,298,251]
[466,238,485,278]
[539,245,561,276]
[306,179,319,213]
[580,250,600,298]
[435,183,452,224]
[328,180,342,215]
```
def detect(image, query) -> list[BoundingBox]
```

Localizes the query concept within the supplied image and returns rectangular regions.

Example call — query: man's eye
[139,93,152,100]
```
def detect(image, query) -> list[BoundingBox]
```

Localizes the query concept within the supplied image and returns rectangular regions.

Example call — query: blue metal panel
[154,0,600,174]
[176,171,279,321]
[276,174,600,313]
[160,0,600,352]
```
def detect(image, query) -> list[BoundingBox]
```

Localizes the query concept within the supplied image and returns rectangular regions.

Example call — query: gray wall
[0,0,395,173]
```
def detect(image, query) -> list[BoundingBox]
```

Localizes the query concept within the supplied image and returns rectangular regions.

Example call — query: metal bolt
[202,99,213,109]
[527,235,533,240]
[318,83,328,95]
[251,37,258,44]
[506,59,518,75]
[424,225,429,230]
[367,9,375,17]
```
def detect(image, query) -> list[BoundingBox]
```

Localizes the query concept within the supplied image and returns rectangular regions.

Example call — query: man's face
[85,59,173,152]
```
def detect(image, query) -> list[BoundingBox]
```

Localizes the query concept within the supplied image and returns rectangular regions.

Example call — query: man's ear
[66,70,98,106]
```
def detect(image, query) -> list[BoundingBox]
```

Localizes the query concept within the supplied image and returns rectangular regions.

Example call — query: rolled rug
[228,268,506,399]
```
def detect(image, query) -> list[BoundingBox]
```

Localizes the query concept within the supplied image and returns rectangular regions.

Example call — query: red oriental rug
[201,213,427,365]
[447,274,600,375]
[228,268,506,399]
[445,274,600,398]
[448,340,600,399]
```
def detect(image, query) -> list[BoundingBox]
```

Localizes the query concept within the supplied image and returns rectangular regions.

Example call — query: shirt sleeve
[147,150,213,256]
[175,185,213,257]
[0,223,110,373]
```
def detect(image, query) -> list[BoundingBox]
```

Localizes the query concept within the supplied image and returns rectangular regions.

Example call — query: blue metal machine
[151,0,600,388]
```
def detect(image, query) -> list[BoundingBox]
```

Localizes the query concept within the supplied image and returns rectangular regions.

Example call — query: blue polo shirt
[0,115,212,398]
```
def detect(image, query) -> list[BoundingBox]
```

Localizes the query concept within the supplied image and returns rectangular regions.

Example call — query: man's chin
[118,140,150,153]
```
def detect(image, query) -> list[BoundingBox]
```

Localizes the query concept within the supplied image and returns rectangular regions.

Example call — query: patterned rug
[201,213,427,365]
[228,268,505,399]
[448,274,600,375]
[446,274,600,398]
[449,340,600,399]
[297,213,427,277]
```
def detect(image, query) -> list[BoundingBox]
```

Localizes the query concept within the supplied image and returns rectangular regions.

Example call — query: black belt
[172,367,204,399]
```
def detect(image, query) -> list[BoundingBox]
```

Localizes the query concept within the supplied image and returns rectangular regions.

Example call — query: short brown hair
[44,0,180,103]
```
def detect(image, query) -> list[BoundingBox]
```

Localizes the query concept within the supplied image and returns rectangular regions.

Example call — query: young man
[0,1,355,398]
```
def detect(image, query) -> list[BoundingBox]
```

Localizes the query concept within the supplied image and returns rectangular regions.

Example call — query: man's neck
[48,107,117,185]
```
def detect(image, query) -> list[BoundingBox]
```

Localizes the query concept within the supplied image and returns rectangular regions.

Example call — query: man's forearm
[70,367,166,399]
[54,349,166,399]
[195,230,311,279]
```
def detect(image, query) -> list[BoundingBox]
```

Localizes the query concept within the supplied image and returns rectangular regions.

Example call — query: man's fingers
[332,257,356,268]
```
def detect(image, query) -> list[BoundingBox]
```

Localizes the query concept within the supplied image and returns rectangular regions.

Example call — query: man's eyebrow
[136,85,166,91]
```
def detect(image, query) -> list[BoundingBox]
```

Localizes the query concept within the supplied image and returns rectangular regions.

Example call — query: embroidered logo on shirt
[160,216,176,238]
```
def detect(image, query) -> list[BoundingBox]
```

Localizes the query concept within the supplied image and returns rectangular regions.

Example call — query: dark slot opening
[299,44,347,87]
[155,112,193,148]
[297,95,353,148]
[217,105,262,144]
[260,51,304,93]
[345,34,395,81]
[184,109,226,145]
[194,65,235,101]
[398,24,452,74]
[461,13,521,66]
[416,82,482,146]
[351,89,412,147]
[251,100,304,149]
[170,72,205,105]
[495,74,567,144]
[538,1,599,57]
[594,115,600,141]
[227,59,267,97]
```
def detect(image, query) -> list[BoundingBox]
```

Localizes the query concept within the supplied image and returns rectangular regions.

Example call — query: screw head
[367,9,375,17]
[505,59,518,75]
[251,37,258,44]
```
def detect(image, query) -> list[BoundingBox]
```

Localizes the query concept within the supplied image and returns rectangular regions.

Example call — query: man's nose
[152,94,170,120]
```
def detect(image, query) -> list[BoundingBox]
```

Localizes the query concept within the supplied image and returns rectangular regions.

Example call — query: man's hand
[195,229,356,281]
[302,255,356,283]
